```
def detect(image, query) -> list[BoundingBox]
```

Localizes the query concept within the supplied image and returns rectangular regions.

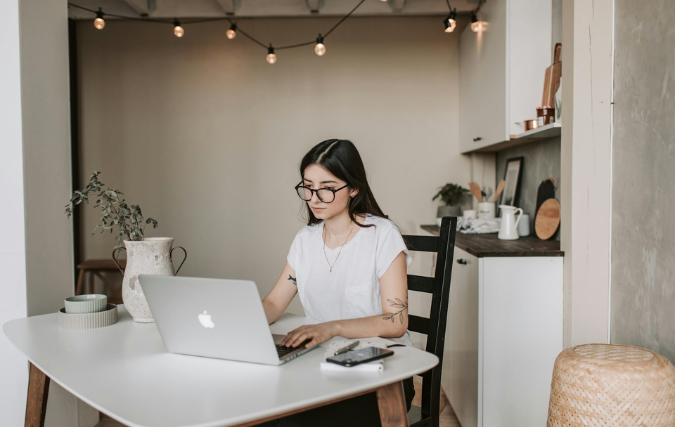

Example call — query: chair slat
[408,315,430,335]
[403,235,439,252]
[407,275,435,293]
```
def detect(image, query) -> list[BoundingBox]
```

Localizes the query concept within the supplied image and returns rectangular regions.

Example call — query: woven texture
[547,344,675,427]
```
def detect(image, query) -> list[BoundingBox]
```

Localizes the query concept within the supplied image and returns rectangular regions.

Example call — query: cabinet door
[442,248,479,427]
[481,257,563,427]
[459,0,508,153]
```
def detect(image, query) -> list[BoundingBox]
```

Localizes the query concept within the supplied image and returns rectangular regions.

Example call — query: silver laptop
[139,275,315,365]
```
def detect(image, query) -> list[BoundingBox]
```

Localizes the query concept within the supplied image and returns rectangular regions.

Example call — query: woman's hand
[281,322,338,349]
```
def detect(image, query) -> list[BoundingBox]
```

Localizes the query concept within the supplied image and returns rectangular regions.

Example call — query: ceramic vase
[112,237,187,323]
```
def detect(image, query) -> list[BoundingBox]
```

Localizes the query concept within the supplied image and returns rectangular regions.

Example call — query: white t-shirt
[287,214,413,346]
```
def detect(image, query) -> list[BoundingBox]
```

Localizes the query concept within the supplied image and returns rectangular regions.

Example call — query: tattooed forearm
[383,298,408,324]
[288,275,297,286]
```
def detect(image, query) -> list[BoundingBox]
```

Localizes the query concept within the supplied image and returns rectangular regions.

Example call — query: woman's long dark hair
[300,139,385,227]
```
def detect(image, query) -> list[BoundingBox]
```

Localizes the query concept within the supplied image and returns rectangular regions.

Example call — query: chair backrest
[403,216,457,427]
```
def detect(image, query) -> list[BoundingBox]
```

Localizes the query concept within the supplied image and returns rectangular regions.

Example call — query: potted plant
[65,172,186,323]
[432,183,469,223]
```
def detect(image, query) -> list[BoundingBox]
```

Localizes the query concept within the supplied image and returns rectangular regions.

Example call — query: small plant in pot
[65,172,186,323]
[432,183,469,225]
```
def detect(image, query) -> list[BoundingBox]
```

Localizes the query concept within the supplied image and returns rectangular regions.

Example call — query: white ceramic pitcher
[498,205,523,240]
[112,237,187,323]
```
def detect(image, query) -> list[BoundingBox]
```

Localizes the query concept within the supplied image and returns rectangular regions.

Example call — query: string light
[314,34,326,56]
[266,45,277,64]
[173,19,184,38]
[444,9,457,33]
[94,7,105,30]
[470,12,483,32]
[226,23,237,40]
[68,0,367,64]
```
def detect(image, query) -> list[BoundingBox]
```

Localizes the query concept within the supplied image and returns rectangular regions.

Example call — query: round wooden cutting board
[535,199,561,240]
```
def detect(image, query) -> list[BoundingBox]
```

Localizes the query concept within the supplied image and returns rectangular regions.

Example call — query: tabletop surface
[4,306,438,427]
[420,225,563,257]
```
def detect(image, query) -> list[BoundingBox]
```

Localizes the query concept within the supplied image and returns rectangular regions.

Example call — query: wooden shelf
[465,123,561,154]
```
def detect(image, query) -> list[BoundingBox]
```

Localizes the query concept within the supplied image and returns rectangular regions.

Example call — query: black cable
[68,0,367,52]
[236,27,269,49]
[445,0,452,10]
[68,3,172,25]
[322,0,366,38]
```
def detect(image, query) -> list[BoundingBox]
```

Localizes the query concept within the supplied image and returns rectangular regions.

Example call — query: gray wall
[76,16,469,316]
[611,0,675,362]
[496,137,561,236]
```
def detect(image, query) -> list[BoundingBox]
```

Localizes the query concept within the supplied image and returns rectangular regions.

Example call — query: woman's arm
[262,262,298,324]
[281,252,408,348]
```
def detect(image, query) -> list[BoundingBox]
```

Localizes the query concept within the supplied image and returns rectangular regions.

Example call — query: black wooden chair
[403,216,458,427]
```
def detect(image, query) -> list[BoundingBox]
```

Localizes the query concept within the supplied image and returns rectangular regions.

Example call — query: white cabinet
[443,249,563,427]
[444,248,479,427]
[459,0,552,153]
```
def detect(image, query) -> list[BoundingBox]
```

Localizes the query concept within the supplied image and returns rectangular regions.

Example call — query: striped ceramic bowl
[58,304,118,330]
[65,294,107,314]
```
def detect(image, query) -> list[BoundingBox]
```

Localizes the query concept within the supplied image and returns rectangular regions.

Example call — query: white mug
[477,202,495,219]
[518,214,531,237]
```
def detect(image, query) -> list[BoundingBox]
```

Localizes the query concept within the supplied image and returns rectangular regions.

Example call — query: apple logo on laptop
[198,310,215,329]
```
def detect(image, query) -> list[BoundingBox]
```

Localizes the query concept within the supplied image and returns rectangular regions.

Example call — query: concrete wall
[611,0,675,362]
[75,16,468,315]
[496,137,561,236]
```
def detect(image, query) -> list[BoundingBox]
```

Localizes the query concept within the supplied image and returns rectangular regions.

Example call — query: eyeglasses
[295,183,348,203]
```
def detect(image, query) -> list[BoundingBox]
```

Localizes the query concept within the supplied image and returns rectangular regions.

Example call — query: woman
[259,139,414,427]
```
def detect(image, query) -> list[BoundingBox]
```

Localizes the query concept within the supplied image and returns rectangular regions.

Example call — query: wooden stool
[547,343,675,426]
[75,259,126,304]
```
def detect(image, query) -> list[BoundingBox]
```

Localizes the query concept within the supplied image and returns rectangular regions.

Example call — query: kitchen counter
[420,225,563,258]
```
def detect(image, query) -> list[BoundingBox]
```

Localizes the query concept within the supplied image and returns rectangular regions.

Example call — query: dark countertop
[420,225,563,258]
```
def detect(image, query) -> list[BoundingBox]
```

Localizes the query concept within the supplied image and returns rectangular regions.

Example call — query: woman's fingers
[281,327,304,346]
[291,331,311,347]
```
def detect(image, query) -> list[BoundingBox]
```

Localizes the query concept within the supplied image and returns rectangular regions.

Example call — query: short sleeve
[287,232,300,271]
[376,223,412,279]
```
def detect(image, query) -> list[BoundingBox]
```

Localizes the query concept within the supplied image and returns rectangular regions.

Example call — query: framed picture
[500,157,524,207]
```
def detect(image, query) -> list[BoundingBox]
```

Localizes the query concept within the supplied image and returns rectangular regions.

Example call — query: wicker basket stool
[547,343,675,426]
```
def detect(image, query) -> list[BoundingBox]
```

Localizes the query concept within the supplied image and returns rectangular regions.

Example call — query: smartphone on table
[326,347,394,367]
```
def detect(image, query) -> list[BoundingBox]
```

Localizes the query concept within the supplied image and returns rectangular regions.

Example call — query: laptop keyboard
[276,339,311,358]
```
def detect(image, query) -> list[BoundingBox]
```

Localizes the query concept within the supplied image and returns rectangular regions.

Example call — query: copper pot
[523,119,539,131]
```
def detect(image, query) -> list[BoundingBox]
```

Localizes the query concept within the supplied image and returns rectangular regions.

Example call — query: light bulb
[444,10,457,33]
[173,19,184,38]
[314,34,326,56]
[267,46,277,64]
[226,24,237,40]
[94,8,105,30]
[470,12,482,32]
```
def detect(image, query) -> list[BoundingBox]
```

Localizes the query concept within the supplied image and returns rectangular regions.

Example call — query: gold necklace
[323,224,354,273]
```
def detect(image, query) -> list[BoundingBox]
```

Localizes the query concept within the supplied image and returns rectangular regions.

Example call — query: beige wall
[77,16,468,314]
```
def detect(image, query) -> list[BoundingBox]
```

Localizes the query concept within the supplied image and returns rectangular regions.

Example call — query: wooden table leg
[376,381,409,427]
[25,363,50,427]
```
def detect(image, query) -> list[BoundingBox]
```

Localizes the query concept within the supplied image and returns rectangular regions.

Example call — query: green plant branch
[65,171,158,248]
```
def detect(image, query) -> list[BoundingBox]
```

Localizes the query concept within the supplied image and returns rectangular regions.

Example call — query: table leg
[25,363,50,427]
[376,381,409,427]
